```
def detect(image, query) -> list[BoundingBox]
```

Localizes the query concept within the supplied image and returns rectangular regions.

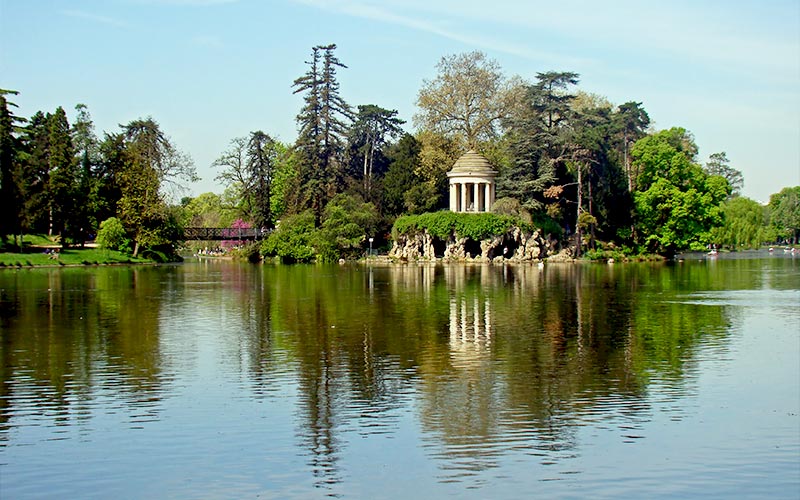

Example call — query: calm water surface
[1,255,798,499]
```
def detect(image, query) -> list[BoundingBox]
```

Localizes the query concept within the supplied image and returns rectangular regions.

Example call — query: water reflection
[1,258,795,497]
[0,267,168,442]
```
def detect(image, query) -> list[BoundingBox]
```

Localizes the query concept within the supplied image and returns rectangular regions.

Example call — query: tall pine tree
[292,43,352,220]
[0,91,23,248]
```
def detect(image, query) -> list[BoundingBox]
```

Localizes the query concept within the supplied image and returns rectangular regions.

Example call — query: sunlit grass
[0,248,152,267]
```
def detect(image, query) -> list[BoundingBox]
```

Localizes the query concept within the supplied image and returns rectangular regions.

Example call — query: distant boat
[707,249,718,256]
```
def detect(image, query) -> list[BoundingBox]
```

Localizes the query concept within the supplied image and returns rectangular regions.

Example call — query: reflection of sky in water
[0,260,798,498]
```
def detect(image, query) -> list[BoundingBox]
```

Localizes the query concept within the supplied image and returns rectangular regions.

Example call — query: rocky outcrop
[390,226,554,262]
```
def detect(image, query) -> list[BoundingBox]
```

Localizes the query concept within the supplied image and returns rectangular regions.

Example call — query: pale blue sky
[1,0,798,203]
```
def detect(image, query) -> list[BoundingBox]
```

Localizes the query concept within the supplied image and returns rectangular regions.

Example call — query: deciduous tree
[118,118,196,256]
[415,51,520,150]
[704,152,743,197]
[631,128,730,254]
[768,186,800,244]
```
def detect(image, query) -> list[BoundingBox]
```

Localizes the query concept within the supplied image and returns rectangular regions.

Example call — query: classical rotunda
[446,150,498,213]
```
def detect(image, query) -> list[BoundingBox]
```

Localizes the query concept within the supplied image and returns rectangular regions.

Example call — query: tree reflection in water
[0,259,748,495]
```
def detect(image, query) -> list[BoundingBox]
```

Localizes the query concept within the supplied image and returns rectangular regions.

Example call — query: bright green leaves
[632,128,729,254]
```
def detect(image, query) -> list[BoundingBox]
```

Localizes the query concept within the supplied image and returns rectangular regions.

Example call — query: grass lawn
[0,248,153,267]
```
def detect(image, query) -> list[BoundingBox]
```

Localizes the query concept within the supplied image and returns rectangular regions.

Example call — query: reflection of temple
[443,266,494,365]
[449,295,492,350]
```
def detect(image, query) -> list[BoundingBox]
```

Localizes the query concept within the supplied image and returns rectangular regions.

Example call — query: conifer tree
[292,43,353,220]
[0,91,23,247]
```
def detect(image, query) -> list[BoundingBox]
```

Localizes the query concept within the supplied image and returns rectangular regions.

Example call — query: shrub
[262,211,316,263]
[96,217,130,252]
[392,211,531,241]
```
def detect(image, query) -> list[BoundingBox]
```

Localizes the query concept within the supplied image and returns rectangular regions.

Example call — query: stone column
[484,182,492,212]
[472,183,479,212]
[449,183,457,212]
[460,183,467,213]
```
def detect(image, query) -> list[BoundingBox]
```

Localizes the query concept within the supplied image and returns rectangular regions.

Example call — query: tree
[246,131,278,229]
[47,106,78,243]
[412,130,460,212]
[0,90,23,248]
[16,111,52,234]
[612,101,650,192]
[499,71,580,213]
[631,128,730,254]
[711,196,770,249]
[313,193,380,262]
[415,51,521,150]
[182,192,237,228]
[347,104,404,196]
[292,43,353,219]
[118,118,197,256]
[768,186,800,244]
[262,210,316,263]
[704,152,743,197]
[214,134,292,227]
[381,133,423,217]
[72,103,100,242]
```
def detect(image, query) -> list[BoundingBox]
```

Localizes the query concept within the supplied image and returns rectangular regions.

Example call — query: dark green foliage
[292,44,353,219]
[346,104,404,199]
[47,106,78,243]
[381,134,422,216]
[392,211,531,241]
[0,91,23,246]
[499,71,580,212]
[246,131,277,229]
[613,101,650,192]
[313,194,381,262]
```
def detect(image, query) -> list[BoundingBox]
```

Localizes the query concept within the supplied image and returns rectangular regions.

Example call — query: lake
[1,254,798,499]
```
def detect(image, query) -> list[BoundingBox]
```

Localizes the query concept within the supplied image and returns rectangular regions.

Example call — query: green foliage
[491,197,533,224]
[382,134,422,216]
[768,186,800,243]
[182,192,237,228]
[711,196,770,250]
[0,92,23,246]
[403,182,441,215]
[392,211,530,241]
[313,194,380,262]
[96,217,130,252]
[704,152,742,197]
[631,128,729,255]
[262,210,316,263]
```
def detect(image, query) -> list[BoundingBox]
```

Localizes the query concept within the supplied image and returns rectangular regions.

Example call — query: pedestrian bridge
[183,227,267,241]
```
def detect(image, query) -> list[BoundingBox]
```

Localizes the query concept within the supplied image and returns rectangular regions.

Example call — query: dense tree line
[0,91,195,258]
[2,46,798,261]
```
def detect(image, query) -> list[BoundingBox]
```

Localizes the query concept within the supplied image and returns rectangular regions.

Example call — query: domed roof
[448,150,498,177]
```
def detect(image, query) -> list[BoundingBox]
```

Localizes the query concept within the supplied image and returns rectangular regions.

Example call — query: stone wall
[389,226,554,262]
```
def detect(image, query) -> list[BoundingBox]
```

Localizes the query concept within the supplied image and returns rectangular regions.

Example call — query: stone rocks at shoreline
[389,226,555,262]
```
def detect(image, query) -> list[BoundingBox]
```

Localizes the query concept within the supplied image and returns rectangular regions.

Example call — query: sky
[1,0,798,203]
